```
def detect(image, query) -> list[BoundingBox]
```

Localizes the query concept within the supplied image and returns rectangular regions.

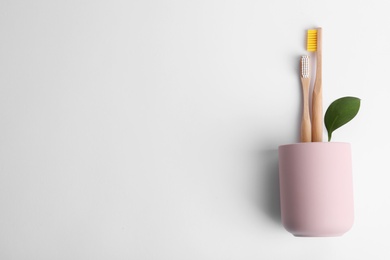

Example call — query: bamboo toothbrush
[300,55,311,142]
[307,28,323,142]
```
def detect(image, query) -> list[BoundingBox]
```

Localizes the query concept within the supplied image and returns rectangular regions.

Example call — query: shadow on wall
[258,148,281,225]
[252,54,301,225]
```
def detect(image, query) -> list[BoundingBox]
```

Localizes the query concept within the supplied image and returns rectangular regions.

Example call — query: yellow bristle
[307,29,317,51]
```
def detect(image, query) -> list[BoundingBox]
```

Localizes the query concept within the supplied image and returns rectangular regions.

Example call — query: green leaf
[324,96,361,141]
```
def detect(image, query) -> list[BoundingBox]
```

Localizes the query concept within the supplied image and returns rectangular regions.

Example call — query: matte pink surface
[278,142,354,237]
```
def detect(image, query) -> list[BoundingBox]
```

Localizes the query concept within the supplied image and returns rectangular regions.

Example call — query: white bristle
[301,55,309,78]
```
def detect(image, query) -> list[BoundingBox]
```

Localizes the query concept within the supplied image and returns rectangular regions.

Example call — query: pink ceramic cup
[278,142,354,237]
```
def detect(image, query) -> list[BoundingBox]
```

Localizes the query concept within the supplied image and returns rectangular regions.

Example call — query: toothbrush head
[301,55,309,78]
[307,29,317,51]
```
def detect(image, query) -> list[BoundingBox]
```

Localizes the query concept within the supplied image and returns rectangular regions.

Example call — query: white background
[0,0,388,259]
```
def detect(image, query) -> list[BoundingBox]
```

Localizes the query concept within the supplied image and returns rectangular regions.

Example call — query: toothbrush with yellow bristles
[307,28,323,142]
[300,55,311,142]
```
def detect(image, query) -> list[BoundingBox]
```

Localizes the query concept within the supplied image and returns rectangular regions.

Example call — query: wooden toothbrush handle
[300,77,311,142]
[312,85,322,142]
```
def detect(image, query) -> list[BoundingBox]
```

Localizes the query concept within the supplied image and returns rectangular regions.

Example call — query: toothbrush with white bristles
[300,55,311,142]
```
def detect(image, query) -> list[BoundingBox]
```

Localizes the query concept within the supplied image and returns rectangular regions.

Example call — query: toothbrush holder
[278,142,354,237]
